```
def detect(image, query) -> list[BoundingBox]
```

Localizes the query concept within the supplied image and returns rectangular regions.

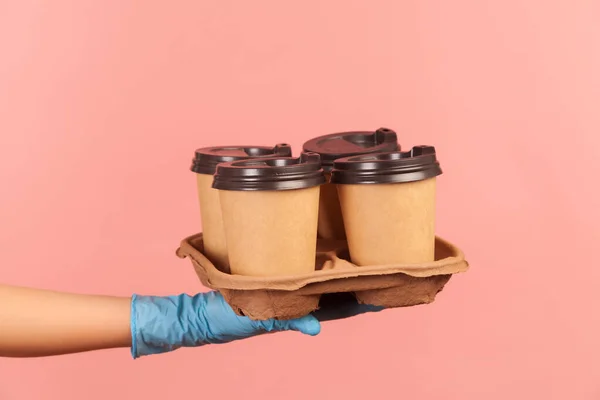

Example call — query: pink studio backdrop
[1,1,599,399]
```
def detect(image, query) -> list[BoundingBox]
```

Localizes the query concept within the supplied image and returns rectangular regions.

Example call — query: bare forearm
[0,284,131,357]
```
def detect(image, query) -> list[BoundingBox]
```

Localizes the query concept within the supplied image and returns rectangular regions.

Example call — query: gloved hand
[130,290,382,359]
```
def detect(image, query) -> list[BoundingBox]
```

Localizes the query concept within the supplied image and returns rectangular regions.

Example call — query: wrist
[130,293,207,359]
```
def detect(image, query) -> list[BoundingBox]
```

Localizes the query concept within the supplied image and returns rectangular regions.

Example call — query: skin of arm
[0,284,131,357]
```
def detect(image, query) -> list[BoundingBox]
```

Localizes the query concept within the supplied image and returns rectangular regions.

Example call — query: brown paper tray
[176,233,469,320]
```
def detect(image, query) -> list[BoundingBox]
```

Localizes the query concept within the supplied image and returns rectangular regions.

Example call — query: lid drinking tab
[330,145,442,185]
[190,143,292,175]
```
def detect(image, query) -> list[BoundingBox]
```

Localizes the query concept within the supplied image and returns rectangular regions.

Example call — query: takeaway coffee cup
[302,128,399,240]
[330,146,442,265]
[212,153,326,277]
[190,144,292,271]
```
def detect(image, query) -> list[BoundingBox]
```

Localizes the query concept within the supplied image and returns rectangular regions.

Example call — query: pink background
[1,1,599,399]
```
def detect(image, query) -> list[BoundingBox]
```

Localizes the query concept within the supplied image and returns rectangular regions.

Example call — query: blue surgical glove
[130,291,321,359]
[130,290,383,359]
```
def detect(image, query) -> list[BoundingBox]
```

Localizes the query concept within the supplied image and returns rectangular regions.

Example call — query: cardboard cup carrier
[176,233,468,320]
[331,146,442,265]
[212,152,326,277]
[302,128,399,240]
[190,144,292,272]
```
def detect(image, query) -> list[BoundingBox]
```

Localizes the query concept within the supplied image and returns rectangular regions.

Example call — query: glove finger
[260,314,321,336]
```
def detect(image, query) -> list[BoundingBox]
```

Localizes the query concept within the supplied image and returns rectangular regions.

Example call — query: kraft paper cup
[331,146,443,265]
[219,187,320,276]
[213,153,326,277]
[195,173,229,272]
[190,144,292,271]
[317,173,347,240]
[302,128,399,240]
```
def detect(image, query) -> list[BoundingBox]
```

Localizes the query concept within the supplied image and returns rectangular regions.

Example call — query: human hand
[130,291,320,358]
[130,290,383,359]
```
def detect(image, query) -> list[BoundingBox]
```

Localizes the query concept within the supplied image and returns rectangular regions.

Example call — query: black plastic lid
[190,143,292,175]
[302,127,400,171]
[330,145,442,185]
[212,152,326,191]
